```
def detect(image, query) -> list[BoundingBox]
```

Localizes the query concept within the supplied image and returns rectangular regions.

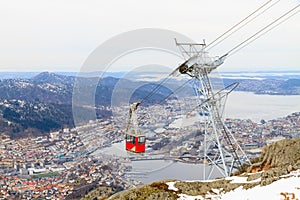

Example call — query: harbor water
[94,92,300,183]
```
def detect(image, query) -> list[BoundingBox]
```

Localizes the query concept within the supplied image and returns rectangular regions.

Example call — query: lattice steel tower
[175,39,251,179]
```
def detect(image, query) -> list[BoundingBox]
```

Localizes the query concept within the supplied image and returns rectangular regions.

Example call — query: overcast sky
[0,0,299,72]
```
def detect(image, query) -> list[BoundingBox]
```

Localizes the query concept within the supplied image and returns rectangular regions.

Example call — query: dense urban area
[1,98,299,199]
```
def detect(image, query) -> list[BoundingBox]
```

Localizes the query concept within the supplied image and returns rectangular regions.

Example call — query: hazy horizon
[0,69,300,73]
[0,0,299,72]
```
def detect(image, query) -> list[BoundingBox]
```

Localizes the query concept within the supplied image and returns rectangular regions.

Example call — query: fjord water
[99,92,300,183]
[225,91,300,122]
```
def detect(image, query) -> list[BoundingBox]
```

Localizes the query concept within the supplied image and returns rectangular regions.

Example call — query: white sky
[0,0,299,72]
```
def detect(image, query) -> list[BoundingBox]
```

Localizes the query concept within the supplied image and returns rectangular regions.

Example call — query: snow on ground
[167,181,205,200]
[177,194,204,200]
[166,181,179,192]
[222,170,300,200]
[221,176,300,200]
[167,170,300,200]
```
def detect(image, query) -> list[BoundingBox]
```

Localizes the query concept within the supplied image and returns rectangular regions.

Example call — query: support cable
[139,73,175,105]
[226,3,300,56]
[229,9,300,57]
[207,0,281,51]
[140,56,195,105]
[157,79,192,105]
[206,0,276,49]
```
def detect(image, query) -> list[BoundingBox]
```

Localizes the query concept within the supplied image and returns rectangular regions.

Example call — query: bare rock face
[108,181,178,200]
[241,138,300,186]
[248,138,300,173]
[237,138,300,187]
[260,167,287,186]
[247,172,261,182]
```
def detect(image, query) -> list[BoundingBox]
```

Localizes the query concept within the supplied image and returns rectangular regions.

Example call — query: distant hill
[0,72,174,138]
[0,71,299,138]
[0,99,74,138]
[0,73,73,104]
[31,71,75,85]
[223,78,300,95]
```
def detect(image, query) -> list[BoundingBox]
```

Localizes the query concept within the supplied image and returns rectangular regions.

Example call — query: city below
[0,98,299,199]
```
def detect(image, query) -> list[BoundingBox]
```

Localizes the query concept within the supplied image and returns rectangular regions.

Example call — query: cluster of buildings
[227,112,300,155]
[0,99,299,199]
[0,176,73,199]
[0,120,135,199]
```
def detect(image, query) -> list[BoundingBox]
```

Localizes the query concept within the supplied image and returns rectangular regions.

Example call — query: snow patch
[177,193,204,200]
[166,181,178,191]
[221,175,300,200]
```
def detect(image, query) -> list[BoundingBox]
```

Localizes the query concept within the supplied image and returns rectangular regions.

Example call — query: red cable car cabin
[125,132,146,153]
[125,102,145,153]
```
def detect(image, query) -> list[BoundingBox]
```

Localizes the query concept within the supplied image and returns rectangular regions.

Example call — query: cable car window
[126,135,131,142]
[138,136,145,144]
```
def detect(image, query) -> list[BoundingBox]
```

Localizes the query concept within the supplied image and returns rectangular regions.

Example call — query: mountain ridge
[0,71,299,138]
[0,72,174,138]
